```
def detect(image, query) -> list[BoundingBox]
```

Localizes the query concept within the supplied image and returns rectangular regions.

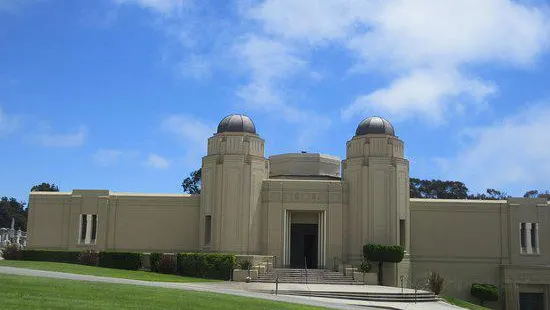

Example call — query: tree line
[183,169,550,201]
[3,175,548,232]
[1,182,59,231]
[409,177,550,200]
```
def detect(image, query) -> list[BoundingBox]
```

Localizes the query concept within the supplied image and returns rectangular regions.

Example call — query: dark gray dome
[217,114,256,134]
[355,116,395,136]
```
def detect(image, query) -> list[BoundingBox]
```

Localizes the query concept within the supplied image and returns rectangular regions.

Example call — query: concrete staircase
[276,290,439,302]
[254,268,356,285]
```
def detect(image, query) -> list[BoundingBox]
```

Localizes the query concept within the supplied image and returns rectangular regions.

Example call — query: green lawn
[0,260,216,283]
[0,273,325,310]
[441,295,491,310]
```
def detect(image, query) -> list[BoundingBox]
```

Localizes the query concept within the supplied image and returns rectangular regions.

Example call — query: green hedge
[471,283,499,303]
[363,244,404,263]
[177,253,236,280]
[20,250,81,264]
[150,252,162,272]
[98,252,142,270]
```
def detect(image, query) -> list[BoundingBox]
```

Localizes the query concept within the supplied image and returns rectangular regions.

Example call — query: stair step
[254,268,356,285]
[270,290,439,302]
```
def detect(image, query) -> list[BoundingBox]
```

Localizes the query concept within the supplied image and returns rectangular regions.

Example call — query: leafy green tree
[523,190,550,199]
[31,182,59,192]
[363,244,404,285]
[182,169,201,194]
[0,197,27,230]
[468,188,508,200]
[409,178,468,199]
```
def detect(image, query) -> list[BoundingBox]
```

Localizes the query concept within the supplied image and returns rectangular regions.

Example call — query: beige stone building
[27,114,550,309]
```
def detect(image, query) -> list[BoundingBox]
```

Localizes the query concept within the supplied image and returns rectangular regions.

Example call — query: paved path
[0,266,462,310]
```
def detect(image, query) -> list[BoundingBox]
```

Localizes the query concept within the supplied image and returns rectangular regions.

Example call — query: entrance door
[290,223,318,268]
[519,292,544,310]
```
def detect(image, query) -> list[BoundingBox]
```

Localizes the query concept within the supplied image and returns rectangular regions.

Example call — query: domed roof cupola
[355,116,395,136]
[217,114,256,134]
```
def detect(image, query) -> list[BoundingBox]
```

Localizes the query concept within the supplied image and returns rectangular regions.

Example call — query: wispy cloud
[92,149,124,166]
[243,0,550,122]
[234,35,305,111]
[0,0,42,13]
[437,103,550,192]
[34,125,87,147]
[342,69,497,123]
[233,35,331,145]
[0,107,19,137]
[145,153,170,169]
[160,114,213,145]
[113,0,189,16]
[111,0,334,146]
[160,114,213,167]
[178,54,211,81]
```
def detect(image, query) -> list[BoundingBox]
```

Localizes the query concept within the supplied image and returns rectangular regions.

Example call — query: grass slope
[0,260,216,283]
[0,274,326,310]
[441,295,491,310]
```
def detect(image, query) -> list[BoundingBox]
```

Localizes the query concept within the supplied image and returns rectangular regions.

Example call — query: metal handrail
[304,256,308,285]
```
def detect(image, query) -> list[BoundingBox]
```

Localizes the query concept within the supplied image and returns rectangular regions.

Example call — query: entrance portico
[283,211,326,269]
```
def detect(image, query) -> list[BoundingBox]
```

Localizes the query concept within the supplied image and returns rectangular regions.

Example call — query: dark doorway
[290,223,318,268]
[519,292,544,310]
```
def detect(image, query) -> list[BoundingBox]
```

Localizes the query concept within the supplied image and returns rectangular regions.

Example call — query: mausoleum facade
[26,114,550,309]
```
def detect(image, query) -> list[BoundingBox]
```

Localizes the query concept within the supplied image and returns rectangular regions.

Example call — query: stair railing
[304,256,308,285]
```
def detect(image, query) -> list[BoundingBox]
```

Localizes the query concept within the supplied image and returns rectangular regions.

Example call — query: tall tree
[409,178,469,199]
[523,190,550,199]
[0,197,27,230]
[182,168,201,194]
[31,182,59,192]
[468,188,508,200]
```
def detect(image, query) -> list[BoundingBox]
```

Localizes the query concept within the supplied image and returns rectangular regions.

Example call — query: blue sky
[1,0,550,202]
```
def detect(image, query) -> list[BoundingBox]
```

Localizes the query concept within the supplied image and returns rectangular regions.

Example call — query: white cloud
[92,149,124,166]
[234,35,332,143]
[112,0,550,128]
[34,126,87,147]
[346,0,550,69]
[0,107,19,137]
[247,0,371,44]
[234,35,305,111]
[341,69,497,122]
[160,114,213,146]
[160,114,214,167]
[145,153,170,169]
[244,0,550,122]
[438,104,550,193]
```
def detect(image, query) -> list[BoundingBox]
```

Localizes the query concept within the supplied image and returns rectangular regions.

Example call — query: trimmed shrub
[2,244,22,260]
[363,244,404,285]
[158,255,177,274]
[150,252,162,272]
[20,250,81,263]
[177,253,236,280]
[471,283,499,305]
[363,244,405,263]
[78,250,99,266]
[98,252,142,270]
[427,271,444,295]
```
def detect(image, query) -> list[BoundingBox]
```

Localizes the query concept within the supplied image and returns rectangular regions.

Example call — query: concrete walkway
[0,266,462,310]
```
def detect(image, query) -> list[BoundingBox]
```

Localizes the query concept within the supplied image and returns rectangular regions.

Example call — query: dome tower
[342,116,410,285]
[200,114,268,254]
